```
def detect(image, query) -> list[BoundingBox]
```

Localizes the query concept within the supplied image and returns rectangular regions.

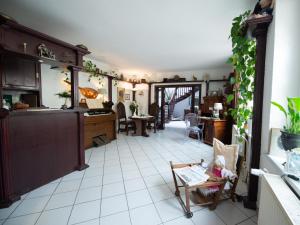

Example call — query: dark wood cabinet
[2,55,40,90]
[201,118,231,145]
[202,96,224,115]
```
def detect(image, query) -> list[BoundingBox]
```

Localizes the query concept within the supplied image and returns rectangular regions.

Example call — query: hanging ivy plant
[83,60,120,87]
[227,10,256,139]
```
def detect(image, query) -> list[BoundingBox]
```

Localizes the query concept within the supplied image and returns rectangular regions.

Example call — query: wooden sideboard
[202,96,224,115]
[200,118,231,145]
[84,113,117,149]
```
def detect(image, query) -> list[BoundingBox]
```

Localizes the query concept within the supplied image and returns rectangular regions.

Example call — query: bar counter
[0,108,88,207]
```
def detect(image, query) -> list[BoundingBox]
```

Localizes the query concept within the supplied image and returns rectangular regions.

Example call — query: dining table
[131,115,154,137]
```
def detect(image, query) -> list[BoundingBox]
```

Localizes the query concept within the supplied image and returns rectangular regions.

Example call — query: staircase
[168,86,199,119]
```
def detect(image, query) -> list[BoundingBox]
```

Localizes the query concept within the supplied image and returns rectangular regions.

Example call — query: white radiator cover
[258,175,300,225]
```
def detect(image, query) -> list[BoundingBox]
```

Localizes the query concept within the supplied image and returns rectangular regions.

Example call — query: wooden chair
[147,103,160,133]
[116,102,135,135]
[170,144,243,218]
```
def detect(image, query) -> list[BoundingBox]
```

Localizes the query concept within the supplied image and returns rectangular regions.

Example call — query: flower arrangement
[129,101,139,116]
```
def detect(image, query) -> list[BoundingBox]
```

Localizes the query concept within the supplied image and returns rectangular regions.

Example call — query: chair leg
[118,122,120,133]
[185,187,193,218]
[154,122,157,133]
[126,124,129,136]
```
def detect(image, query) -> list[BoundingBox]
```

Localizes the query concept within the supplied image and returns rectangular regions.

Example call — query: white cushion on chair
[213,138,239,173]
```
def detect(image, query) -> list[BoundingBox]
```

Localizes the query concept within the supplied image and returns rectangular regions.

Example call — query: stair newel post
[191,86,195,113]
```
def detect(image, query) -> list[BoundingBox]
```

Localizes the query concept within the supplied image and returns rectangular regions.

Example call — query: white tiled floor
[0,121,257,225]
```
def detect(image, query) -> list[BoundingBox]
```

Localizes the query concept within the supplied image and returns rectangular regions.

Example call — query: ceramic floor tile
[102,173,123,185]
[11,196,50,217]
[75,187,102,204]
[163,216,194,225]
[45,191,77,210]
[0,201,22,220]
[35,206,72,225]
[55,179,81,194]
[62,171,85,182]
[3,213,40,225]
[26,183,58,199]
[100,211,131,225]
[234,202,257,218]
[148,184,173,202]
[130,204,162,225]
[126,189,153,209]
[75,218,99,225]
[191,209,225,225]
[84,167,104,178]
[80,176,102,189]
[124,178,146,193]
[238,218,257,225]
[122,170,142,180]
[100,194,128,217]
[214,201,248,225]
[102,182,125,198]
[144,175,166,188]
[140,167,159,177]
[155,198,185,222]
[69,200,100,225]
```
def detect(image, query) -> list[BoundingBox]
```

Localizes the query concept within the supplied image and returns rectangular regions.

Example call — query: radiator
[258,175,298,225]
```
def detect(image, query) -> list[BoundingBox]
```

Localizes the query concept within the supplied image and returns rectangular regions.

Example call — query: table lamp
[213,103,223,118]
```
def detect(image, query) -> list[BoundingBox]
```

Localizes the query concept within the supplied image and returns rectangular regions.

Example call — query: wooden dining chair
[148,103,160,133]
[116,102,135,135]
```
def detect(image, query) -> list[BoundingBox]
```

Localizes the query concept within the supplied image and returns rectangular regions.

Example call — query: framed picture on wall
[117,87,125,102]
[124,94,130,101]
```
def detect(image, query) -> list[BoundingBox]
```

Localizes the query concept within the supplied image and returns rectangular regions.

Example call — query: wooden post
[68,66,81,108]
[148,83,152,114]
[108,76,113,102]
[206,81,210,96]
[198,84,202,110]
[191,86,195,113]
[132,83,136,101]
[244,16,273,210]
[160,87,165,129]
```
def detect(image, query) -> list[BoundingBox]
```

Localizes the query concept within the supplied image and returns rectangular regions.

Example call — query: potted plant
[271,97,300,150]
[55,91,71,110]
[129,101,138,116]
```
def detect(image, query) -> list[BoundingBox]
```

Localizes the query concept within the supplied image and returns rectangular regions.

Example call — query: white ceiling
[0,0,255,74]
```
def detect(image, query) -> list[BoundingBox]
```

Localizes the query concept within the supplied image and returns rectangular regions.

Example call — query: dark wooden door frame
[154,83,202,128]
[243,16,273,210]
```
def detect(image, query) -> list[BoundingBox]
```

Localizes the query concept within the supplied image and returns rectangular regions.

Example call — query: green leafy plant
[129,101,139,115]
[55,91,71,106]
[227,10,256,139]
[271,98,300,134]
[84,60,121,87]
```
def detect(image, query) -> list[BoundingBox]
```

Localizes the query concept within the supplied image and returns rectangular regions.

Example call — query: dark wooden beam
[244,15,273,210]
[132,83,136,101]
[68,66,81,108]
[198,84,202,109]
[108,76,112,102]
[160,87,165,129]
[148,83,152,114]
[191,86,195,113]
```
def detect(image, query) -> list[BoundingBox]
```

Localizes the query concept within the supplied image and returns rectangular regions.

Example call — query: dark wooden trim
[68,66,81,108]
[108,76,112,102]
[244,15,273,210]
[160,87,165,129]
[148,83,152,114]
[191,86,195,113]
[149,79,227,85]
[206,81,210,96]
[198,84,202,109]
[76,112,89,170]
[132,83,136,101]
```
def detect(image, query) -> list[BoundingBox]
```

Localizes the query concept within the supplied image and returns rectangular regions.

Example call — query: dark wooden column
[244,15,273,209]
[132,83,136,101]
[160,87,165,129]
[206,81,209,96]
[108,76,113,102]
[198,84,202,110]
[148,83,152,114]
[68,66,81,108]
[191,86,195,113]
[0,109,20,207]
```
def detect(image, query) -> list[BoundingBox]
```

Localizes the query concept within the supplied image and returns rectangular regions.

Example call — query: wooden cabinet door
[2,55,39,90]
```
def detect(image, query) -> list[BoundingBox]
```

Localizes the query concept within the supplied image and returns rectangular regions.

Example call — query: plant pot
[281,130,300,151]
[61,104,68,110]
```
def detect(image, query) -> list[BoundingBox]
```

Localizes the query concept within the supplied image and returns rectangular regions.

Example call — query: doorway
[154,84,202,129]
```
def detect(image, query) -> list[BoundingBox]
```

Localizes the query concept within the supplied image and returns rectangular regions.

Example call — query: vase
[281,130,300,151]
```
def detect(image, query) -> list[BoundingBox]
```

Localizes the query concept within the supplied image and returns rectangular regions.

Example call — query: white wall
[261,0,300,170]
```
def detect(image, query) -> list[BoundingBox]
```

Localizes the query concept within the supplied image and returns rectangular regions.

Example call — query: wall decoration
[37,43,56,60]
[117,87,125,102]
[124,94,130,101]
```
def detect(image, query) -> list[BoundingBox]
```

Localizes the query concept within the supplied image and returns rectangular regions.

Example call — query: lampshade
[98,88,107,95]
[214,103,223,110]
